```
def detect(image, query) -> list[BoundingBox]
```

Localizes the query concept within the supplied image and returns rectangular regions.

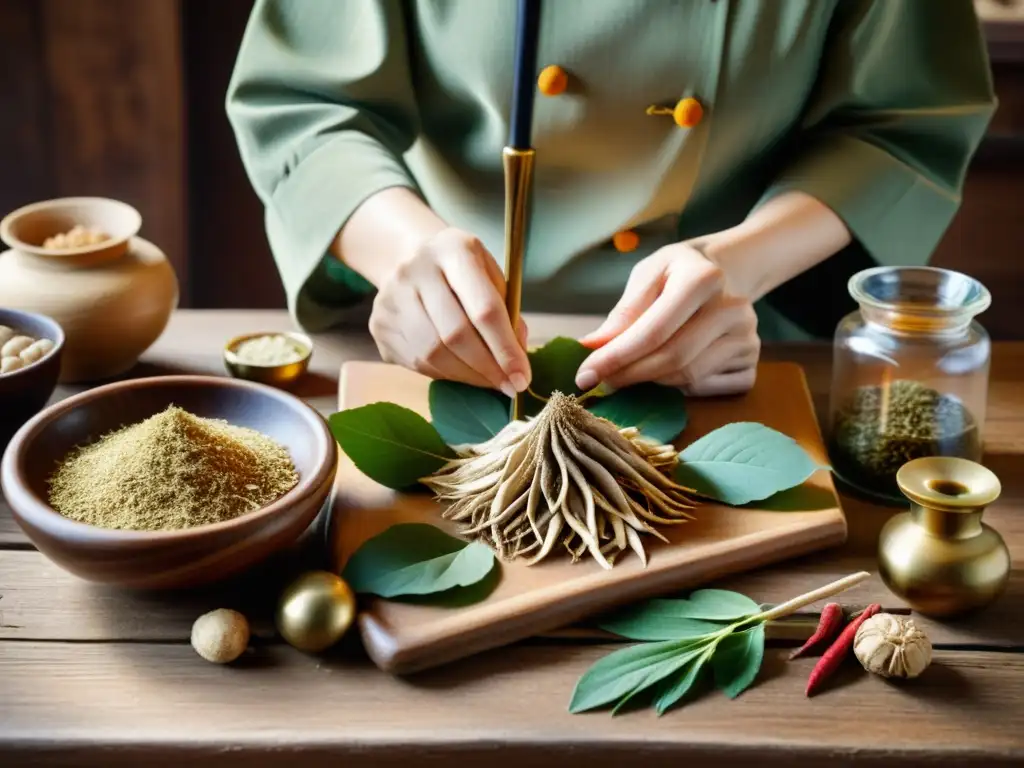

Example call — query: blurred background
[1,0,1022,336]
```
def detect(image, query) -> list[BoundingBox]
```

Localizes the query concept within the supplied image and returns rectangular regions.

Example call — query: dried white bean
[1,356,24,374]
[19,339,52,364]
[1,336,34,358]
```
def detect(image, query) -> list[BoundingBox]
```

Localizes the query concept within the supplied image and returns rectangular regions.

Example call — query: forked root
[421,391,699,569]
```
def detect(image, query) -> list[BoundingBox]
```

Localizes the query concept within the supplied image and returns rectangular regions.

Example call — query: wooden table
[2,310,1022,767]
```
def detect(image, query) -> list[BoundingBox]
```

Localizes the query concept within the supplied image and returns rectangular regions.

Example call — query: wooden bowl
[0,308,65,447]
[0,375,337,589]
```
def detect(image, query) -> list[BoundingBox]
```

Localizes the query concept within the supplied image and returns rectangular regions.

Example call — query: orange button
[613,230,640,253]
[537,65,569,96]
[645,97,704,129]
[672,97,703,128]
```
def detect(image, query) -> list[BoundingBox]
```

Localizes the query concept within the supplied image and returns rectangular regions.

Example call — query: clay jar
[0,197,178,383]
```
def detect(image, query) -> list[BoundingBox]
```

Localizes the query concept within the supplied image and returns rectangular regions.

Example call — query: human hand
[575,243,759,396]
[369,227,531,398]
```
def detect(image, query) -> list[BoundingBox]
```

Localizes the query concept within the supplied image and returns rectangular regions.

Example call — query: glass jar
[828,266,991,504]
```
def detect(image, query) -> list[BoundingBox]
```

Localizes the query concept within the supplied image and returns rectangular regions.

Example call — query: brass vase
[879,456,1009,617]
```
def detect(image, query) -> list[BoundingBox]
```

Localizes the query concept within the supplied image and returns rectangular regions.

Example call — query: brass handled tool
[503,0,541,421]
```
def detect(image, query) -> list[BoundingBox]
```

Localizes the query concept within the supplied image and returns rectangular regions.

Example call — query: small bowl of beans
[0,308,65,446]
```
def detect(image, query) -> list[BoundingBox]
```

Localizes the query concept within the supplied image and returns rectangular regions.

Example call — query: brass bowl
[223,331,312,389]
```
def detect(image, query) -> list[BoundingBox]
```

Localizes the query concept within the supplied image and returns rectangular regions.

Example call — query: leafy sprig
[570,572,871,715]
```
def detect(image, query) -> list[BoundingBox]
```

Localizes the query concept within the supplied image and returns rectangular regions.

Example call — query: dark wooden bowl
[0,308,65,448]
[0,375,337,589]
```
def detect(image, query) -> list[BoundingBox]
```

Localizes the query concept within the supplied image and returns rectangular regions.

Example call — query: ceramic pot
[0,197,178,383]
[879,456,1010,618]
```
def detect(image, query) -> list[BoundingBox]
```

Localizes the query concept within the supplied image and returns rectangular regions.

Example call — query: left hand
[575,243,760,396]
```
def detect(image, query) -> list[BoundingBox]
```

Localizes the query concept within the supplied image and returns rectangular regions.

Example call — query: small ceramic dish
[0,375,337,590]
[223,331,313,389]
[0,308,65,446]
[0,196,142,263]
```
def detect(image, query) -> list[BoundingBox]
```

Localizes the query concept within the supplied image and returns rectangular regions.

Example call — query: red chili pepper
[805,603,882,697]
[789,602,844,660]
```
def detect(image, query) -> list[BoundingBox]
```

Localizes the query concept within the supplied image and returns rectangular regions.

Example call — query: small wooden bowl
[0,308,65,447]
[0,375,337,589]
[223,331,313,389]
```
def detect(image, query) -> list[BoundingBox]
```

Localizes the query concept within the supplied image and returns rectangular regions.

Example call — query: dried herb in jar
[829,379,981,499]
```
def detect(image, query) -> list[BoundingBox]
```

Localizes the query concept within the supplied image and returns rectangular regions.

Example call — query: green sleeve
[225,0,417,331]
[756,0,997,337]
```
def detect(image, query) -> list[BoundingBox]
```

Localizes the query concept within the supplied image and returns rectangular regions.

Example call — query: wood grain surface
[1,311,1022,767]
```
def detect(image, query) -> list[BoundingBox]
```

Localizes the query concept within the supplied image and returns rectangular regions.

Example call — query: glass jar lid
[848,266,991,335]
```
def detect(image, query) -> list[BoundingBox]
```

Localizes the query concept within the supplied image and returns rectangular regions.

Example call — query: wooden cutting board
[328,361,847,675]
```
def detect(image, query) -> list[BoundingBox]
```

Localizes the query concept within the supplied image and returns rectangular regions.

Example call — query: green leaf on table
[654,645,715,715]
[528,336,594,398]
[711,624,765,699]
[597,599,728,640]
[329,403,456,491]
[342,523,496,598]
[568,638,707,714]
[428,380,510,445]
[587,383,688,443]
[673,422,822,505]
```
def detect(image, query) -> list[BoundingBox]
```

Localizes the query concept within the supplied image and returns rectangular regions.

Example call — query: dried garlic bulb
[422,391,698,569]
[853,613,932,679]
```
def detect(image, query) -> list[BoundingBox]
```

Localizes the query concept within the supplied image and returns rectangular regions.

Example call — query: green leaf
[428,380,510,445]
[528,336,593,398]
[711,624,765,699]
[341,523,496,598]
[654,645,715,714]
[674,422,821,505]
[329,403,456,491]
[588,383,688,443]
[568,638,706,714]
[598,599,727,640]
[676,589,762,621]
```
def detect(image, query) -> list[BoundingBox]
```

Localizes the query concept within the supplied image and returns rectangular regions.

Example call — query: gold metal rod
[502,146,536,421]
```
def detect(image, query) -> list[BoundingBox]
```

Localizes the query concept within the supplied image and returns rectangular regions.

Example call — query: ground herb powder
[829,379,980,499]
[48,405,299,531]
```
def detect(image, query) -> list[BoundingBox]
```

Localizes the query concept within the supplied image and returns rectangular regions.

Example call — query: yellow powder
[47,405,299,531]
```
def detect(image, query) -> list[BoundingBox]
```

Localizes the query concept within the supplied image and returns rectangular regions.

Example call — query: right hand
[369,227,531,398]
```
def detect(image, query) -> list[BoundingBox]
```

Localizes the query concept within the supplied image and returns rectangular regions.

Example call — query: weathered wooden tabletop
[2,310,1022,767]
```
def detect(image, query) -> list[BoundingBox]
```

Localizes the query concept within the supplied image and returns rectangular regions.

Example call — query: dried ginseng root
[421,391,699,569]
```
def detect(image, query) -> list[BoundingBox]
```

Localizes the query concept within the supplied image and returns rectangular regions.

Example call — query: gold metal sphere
[275,570,356,652]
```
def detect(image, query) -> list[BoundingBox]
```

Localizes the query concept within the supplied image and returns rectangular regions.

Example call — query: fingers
[660,334,759,389]
[681,366,758,397]
[477,247,509,299]
[396,295,498,389]
[369,227,533,393]
[370,282,495,388]
[578,257,664,349]
[577,252,722,388]
[416,263,516,396]
[517,318,529,348]
[441,242,531,391]
[602,296,757,389]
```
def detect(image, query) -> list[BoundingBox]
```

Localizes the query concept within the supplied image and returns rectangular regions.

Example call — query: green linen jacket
[226,0,997,341]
